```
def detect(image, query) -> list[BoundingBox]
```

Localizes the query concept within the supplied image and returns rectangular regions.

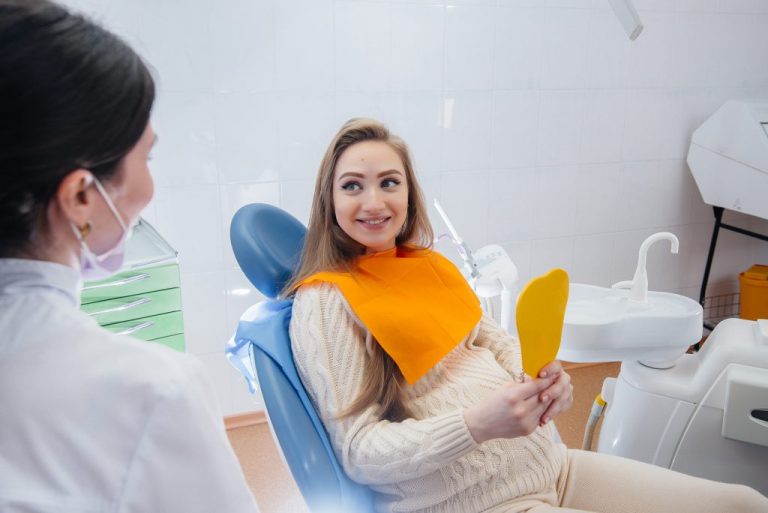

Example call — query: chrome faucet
[612,232,679,303]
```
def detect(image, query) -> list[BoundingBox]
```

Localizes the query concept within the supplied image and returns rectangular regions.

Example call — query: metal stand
[699,206,768,332]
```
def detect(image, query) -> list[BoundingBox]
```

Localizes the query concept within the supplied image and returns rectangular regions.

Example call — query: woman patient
[285,118,767,513]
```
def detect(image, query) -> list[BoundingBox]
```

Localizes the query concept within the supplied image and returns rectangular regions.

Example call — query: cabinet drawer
[82,288,182,326]
[103,310,184,342]
[81,264,180,304]
[150,333,186,352]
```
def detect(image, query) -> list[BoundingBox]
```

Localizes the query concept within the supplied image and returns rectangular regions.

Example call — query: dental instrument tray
[686,98,768,329]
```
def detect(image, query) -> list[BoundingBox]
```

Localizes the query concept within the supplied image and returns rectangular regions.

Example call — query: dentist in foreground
[0,1,258,511]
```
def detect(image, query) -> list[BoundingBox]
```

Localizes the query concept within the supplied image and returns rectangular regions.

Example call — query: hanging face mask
[70,177,133,281]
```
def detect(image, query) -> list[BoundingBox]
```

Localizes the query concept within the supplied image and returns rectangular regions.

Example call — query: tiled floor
[227,362,621,513]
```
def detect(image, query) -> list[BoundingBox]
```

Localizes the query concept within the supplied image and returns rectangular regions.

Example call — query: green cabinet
[81,219,186,351]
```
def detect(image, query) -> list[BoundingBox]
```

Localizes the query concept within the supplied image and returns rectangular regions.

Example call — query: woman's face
[88,123,155,254]
[332,140,409,254]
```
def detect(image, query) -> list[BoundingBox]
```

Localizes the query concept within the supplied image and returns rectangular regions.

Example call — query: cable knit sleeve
[471,313,525,380]
[289,284,478,486]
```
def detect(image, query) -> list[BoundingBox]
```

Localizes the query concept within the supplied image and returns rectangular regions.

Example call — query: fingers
[515,373,558,400]
[538,369,571,403]
[538,360,563,378]
[540,382,574,425]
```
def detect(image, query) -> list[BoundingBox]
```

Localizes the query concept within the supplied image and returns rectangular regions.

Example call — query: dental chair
[226,203,374,513]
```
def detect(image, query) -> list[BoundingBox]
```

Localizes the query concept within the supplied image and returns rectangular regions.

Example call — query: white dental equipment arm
[612,232,679,303]
[433,199,479,281]
[433,199,519,333]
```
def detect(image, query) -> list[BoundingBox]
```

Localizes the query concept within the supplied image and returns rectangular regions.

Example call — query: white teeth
[361,218,387,225]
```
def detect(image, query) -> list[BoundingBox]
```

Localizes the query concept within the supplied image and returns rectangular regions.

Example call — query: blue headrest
[230,203,307,299]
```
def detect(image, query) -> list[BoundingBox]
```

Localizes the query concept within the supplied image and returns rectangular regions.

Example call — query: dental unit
[435,199,767,495]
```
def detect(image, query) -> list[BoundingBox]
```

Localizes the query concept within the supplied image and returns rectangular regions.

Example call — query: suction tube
[582,393,607,451]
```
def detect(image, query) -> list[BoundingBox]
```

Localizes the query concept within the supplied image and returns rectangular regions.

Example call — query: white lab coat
[0,258,259,513]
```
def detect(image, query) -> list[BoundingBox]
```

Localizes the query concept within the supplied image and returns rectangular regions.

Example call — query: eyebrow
[337,169,403,182]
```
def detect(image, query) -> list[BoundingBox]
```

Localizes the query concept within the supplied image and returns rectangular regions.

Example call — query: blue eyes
[341,178,401,192]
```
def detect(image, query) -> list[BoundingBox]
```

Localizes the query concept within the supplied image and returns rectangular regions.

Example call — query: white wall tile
[419,174,443,214]
[280,180,315,227]
[540,8,591,89]
[584,10,630,89]
[653,159,694,228]
[491,90,539,169]
[580,90,626,164]
[442,91,493,172]
[151,92,217,187]
[530,237,574,279]
[335,92,395,128]
[439,172,490,249]
[621,89,665,161]
[335,2,392,92]
[276,92,337,181]
[487,168,535,244]
[274,0,334,91]
[212,0,275,92]
[390,4,445,91]
[180,271,228,354]
[153,186,224,274]
[572,233,617,286]
[531,165,579,238]
[196,352,234,415]
[572,163,623,235]
[137,0,213,93]
[536,90,586,166]
[493,7,545,90]
[214,93,280,184]
[390,92,445,175]
[445,5,495,90]
[624,11,677,89]
[615,161,660,231]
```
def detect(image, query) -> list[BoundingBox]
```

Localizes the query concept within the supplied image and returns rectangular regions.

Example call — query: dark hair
[0,0,155,256]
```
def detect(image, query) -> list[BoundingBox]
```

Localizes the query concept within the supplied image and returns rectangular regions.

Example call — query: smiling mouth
[358,216,391,226]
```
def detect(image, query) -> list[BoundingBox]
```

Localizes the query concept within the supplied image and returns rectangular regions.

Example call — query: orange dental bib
[299,247,482,384]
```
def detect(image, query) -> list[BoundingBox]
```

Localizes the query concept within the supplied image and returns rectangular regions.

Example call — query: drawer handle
[87,297,153,317]
[82,273,150,291]
[114,320,155,336]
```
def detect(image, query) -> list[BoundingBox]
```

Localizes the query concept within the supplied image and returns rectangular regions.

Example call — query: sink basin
[558,284,704,365]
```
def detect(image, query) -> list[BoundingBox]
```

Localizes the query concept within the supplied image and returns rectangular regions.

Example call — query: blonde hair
[284,118,433,421]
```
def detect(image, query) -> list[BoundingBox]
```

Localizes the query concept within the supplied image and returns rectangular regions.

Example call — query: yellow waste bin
[739,264,768,321]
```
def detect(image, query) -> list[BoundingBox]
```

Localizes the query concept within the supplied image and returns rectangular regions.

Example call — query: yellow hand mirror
[516,268,569,378]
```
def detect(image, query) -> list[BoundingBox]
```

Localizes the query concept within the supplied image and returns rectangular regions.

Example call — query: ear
[54,169,96,228]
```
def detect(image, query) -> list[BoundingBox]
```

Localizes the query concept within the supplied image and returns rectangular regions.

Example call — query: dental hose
[581,393,607,451]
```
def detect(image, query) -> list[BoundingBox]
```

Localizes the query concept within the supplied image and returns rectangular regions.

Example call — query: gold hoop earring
[77,221,92,240]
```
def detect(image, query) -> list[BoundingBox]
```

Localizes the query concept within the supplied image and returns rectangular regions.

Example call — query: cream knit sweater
[290,284,563,513]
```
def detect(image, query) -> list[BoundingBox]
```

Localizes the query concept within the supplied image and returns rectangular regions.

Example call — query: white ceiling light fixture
[608,0,643,40]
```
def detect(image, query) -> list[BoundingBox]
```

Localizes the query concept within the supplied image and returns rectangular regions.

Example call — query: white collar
[0,258,82,307]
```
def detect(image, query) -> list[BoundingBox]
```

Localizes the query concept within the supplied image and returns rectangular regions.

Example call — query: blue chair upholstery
[226,203,374,513]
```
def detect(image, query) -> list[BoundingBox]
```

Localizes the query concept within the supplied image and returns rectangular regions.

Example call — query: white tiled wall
[65,0,768,416]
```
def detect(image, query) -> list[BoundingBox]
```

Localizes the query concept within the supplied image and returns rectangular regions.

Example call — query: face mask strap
[91,177,128,232]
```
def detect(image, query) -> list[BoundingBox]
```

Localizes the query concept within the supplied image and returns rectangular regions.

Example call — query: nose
[362,187,386,212]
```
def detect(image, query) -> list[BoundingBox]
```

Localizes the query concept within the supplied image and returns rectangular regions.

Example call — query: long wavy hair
[284,118,434,421]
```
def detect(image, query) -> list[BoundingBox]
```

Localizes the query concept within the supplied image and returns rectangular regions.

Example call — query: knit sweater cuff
[430,409,478,464]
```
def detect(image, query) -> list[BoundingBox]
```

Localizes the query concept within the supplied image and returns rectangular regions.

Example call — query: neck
[21,206,81,270]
